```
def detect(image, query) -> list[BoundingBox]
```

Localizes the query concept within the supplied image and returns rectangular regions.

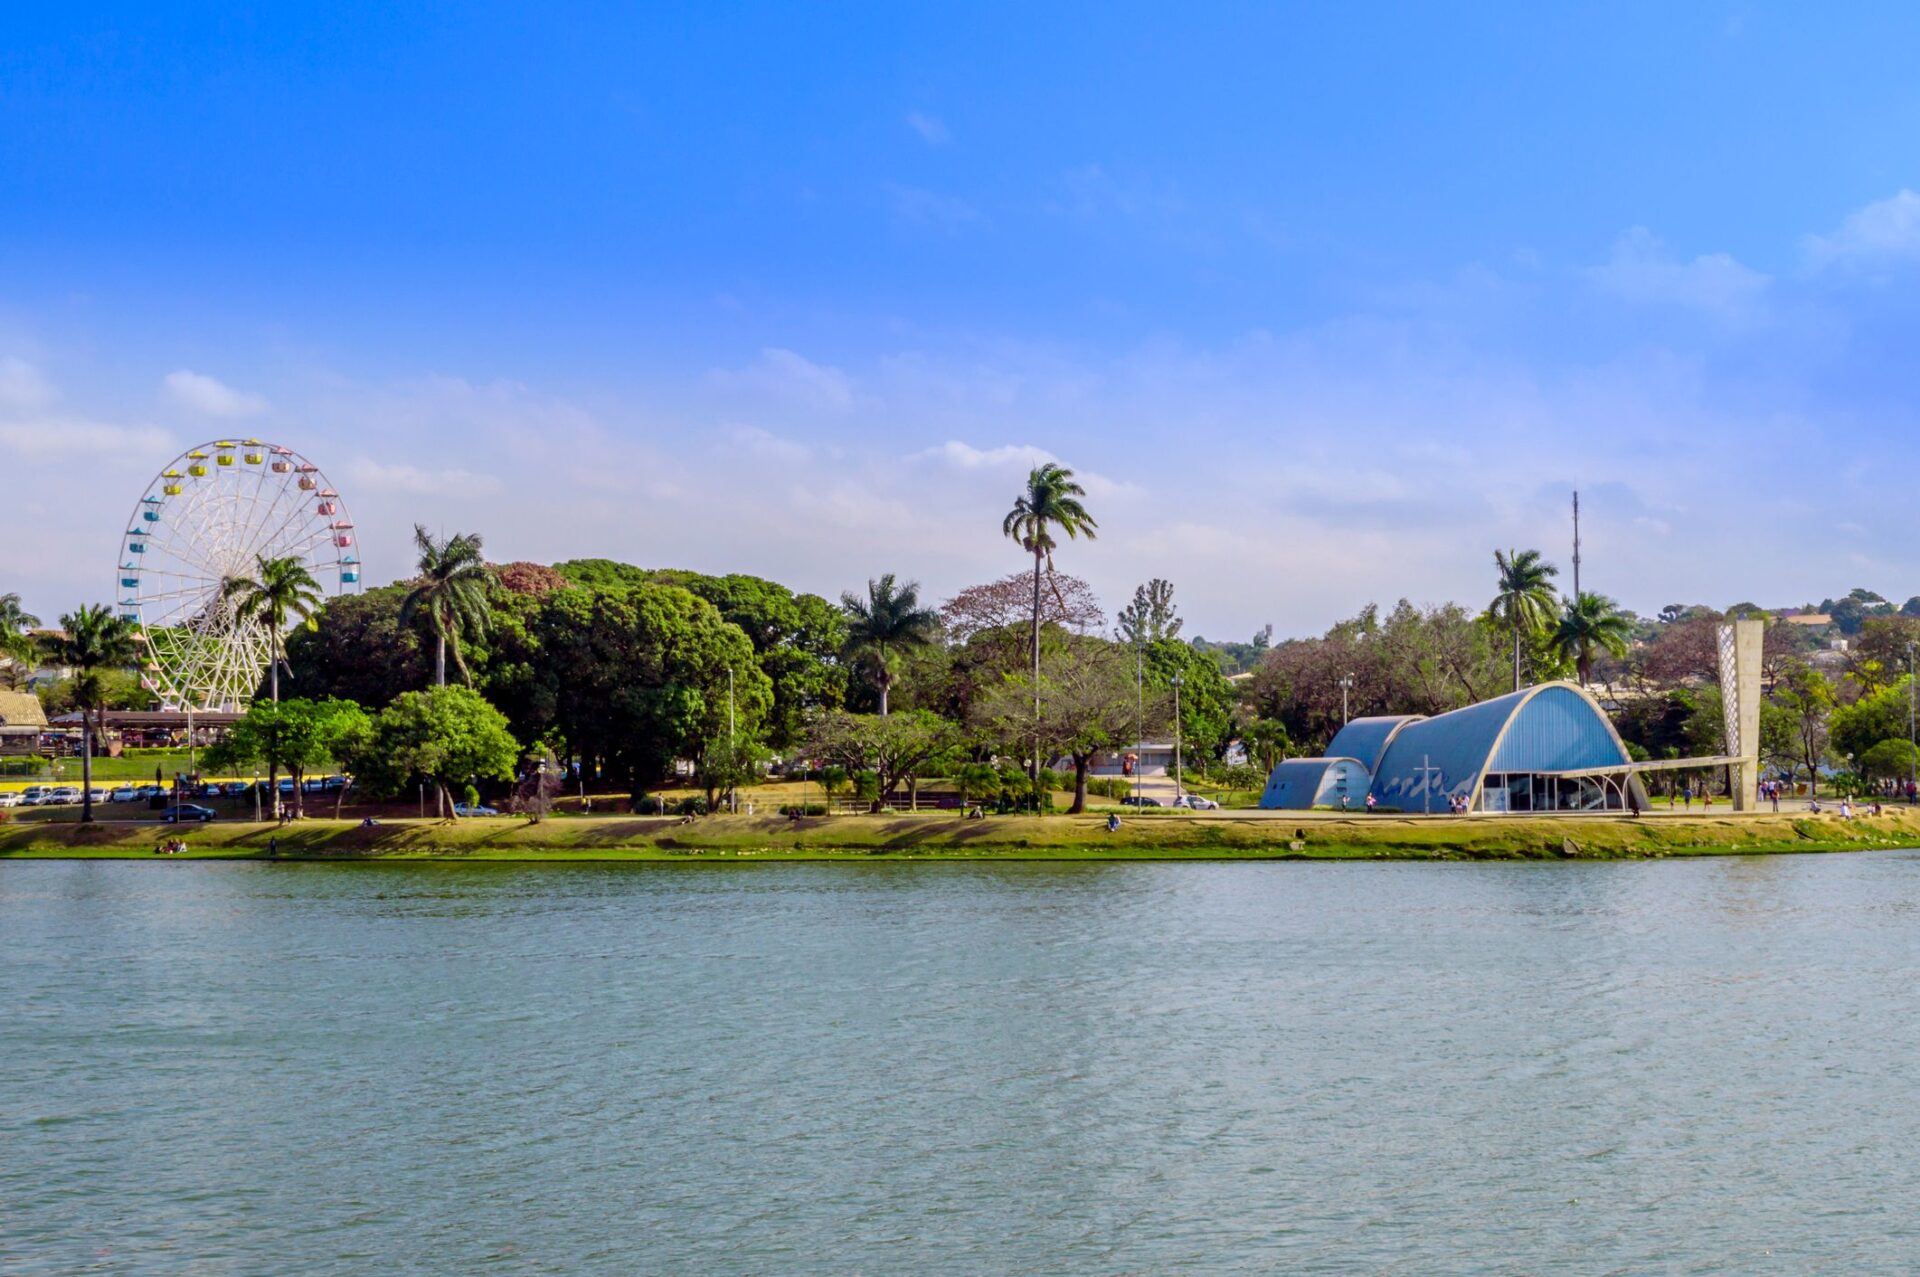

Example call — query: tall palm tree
[226,555,325,818]
[1552,592,1634,687]
[0,593,41,689]
[1489,548,1560,693]
[399,525,492,686]
[1003,464,1097,778]
[53,605,137,824]
[839,574,939,715]
[225,555,324,705]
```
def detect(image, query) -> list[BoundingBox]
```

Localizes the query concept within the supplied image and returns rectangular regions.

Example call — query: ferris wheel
[117,439,362,712]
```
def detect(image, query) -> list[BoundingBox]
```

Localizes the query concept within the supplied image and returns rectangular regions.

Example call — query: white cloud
[0,418,174,461]
[709,348,858,410]
[162,369,268,418]
[905,111,950,145]
[1587,227,1768,315]
[1804,190,1920,269]
[0,357,56,411]
[348,458,504,498]
[724,424,810,463]
[918,440,1056,470]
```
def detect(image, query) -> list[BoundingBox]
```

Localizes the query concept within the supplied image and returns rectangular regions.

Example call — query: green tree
[0,593,41,689]
[806,709,959,811]
[1143,638,1236,763]
[1551,592,1633,687]
[1489,548,1559,692]
[1830,676,1915,763]
[535,584,770,795]
[52,604,138,823]
[1772,661,1836,795]
[400,525,492,687]
[1115,578,1181,645]
[355,685,519,817]
[285,585,433,709]
[204,697,371,819]
[839,574,939,716]
[1241,717,1292,773]
[1859,738,1919,787]
[974,639,1154,813]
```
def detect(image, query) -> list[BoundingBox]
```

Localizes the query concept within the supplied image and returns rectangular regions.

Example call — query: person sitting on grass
[1107,812,1121,832]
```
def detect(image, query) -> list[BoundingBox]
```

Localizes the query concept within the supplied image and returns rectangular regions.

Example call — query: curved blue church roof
[1325,715,1423,772]
[1369,683,1634,811]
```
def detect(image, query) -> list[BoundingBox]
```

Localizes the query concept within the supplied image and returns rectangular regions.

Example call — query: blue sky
[6,3,1920,637]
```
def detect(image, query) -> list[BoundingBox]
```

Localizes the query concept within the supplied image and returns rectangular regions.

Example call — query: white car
[109,787,139,803]
[1173,794,1220,811]
[0,792,20,808]
[43,787,81,805]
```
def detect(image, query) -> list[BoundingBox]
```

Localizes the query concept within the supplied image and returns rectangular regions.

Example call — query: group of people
[151,838,187,855]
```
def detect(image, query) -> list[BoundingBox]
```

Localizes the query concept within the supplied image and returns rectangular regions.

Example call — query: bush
[779,803,829,816]
[1087,777,1132,800]
[674,796,708,817]
[461,783,481,807]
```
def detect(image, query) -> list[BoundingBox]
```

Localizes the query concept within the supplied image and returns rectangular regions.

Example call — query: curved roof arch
[1369,682,1634,811]
[1258,757,1372,810]
[1325,715,1423,773]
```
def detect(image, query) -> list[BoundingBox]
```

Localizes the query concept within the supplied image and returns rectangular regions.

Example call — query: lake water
[5,855,1920,1274]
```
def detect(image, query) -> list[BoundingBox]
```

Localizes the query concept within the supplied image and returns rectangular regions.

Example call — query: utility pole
[1572,489,1582,600]
[1338,672,1355,726]
[1909,643,1916,803]
[1134,641,1144,807]
[727,666,737,814]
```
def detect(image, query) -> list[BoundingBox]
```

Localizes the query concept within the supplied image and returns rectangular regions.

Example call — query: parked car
[109,787,140,803]
[1118,795,1162,807]
[1171,794,1220,810]
[43,787,81,805]
[0,792,20,808]
[137,785,166,800]
[17,786,47,805]
[224,781,254,796]
[452,803,501,817]
[161,804,217,823]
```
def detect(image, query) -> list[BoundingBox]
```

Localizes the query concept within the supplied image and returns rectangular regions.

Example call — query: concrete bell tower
[1718,618,1765,811]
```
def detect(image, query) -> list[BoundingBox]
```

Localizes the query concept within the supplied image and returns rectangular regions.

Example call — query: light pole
[1171,672,1184,803]
[1908,642,1916,803]
[727,665,736,813]
[1134,641,1144,807]
[1338,672,1355,726]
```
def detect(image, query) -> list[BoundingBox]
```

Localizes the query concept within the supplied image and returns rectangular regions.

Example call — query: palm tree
[1552,592,1634,687]
[0,593,41,689]
[399,525,492,686]
[226,555,325,818]
[53,605,138,824]
[1003,464,1097,778]
[226,555,324,705]
[839,574,939,715]
[1489,548,1560,693]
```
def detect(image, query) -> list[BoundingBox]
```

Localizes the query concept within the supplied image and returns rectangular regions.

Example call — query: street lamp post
[1134,641,1144,807]
[1171,673,1184,803]
[727,665,736,813]
[1908,642,1916,804]
[1338,672,1355,726]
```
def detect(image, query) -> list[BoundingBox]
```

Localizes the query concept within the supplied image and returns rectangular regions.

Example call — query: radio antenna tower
[1571,489,1582,599]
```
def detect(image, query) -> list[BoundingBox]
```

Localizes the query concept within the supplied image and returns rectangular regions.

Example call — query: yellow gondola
[163,468,182,477]
[163,484,182,495]
[244,452,264,464]
[217,453,235,466]
[187,450,207,459]
[188,464,208,477]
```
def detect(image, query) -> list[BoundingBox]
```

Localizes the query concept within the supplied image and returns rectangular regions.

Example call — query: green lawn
[5,808,1917,861]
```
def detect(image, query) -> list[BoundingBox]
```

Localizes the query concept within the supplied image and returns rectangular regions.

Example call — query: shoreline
[4,810,1919,862]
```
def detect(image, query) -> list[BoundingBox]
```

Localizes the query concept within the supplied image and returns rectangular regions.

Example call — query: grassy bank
[5,808,1920,861]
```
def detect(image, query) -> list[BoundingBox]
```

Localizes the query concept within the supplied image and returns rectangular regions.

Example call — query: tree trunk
[1512,618,1522,693]
[435,631,447,687]
[268,655,281,821]
[1030,548,1043,782]
[1070,754,1089,814]
[879,672,889,717]
[80,707,95,823]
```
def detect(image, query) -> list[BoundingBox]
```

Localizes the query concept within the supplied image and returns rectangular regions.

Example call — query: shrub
[674,796,709,817]
[461,783,481,807]
[779,803,829,816]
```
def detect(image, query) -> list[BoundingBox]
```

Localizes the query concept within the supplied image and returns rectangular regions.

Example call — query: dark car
[161,804,217,824]
[1118,795,1162,807]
